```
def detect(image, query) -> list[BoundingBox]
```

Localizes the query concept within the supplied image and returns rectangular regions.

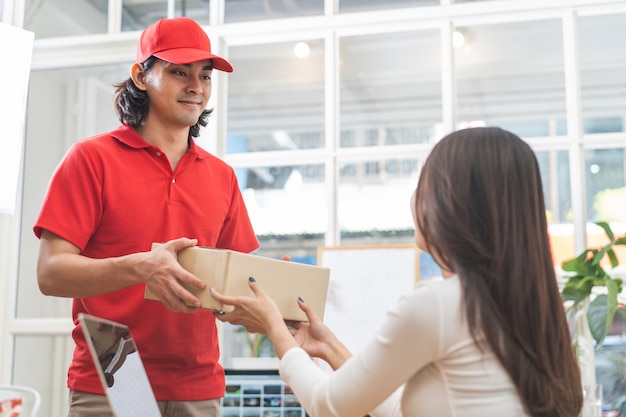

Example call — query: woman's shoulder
[397,275,462,315]
[413,275,461,296]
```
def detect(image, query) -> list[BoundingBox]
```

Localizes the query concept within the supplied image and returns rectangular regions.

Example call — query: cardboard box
[145,244,330,321]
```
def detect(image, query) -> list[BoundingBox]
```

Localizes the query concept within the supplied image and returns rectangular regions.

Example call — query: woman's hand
[287,301,352,370]
[211,277,299,358]
[211,277,283,333]
[212,276,351,366]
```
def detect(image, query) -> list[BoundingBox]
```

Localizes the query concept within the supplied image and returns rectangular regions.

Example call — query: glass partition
[13,335,73,417]
[225,0,322,22]
[584,148,626,259]
[18,64,127,318]
[240,162,327,260]
[121,0,212,31]
[338,156,421,242]
[339,30,442,147]
[581,147,626,338]
[579,13,626,135]
[455,19,566,136]
[24,0,108,38]
[535,149,574,266]
[121,0,168,31]
[586,148,626,223]
[338,0,437,13]
[227,40,325,153]
[23,0,214,37]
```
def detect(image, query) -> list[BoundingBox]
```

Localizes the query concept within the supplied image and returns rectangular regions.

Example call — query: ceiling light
[452,31,465,48]
[294,42,310,59]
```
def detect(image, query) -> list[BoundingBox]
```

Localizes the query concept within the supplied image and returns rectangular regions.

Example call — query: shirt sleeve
[214,168,259,253]
[33,142,103,249]
[278,282,443,417]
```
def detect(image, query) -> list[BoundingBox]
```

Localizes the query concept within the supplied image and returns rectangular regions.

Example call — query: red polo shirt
[34,124,259,400]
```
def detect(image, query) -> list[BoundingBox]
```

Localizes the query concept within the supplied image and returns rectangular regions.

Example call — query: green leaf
[562,250,592,273]
[588,294,609,346]
[593,246,611,265]
[560,221,626,348]
[606,248,619,269]
[606,278,620,320]
[595,221,615,242]
[561,276,593,303]
[588,285,620,347]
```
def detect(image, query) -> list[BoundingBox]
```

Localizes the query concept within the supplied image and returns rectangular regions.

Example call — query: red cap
[136,17,233,72]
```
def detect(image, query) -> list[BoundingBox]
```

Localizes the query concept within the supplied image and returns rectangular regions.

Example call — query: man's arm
[36,230,206,313]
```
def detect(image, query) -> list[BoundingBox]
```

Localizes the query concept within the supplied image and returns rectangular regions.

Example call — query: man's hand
[141,237,205,313]
[36,231,204,314]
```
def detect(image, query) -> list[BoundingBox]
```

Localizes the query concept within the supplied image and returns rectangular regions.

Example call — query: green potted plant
[228,327,278,370]
[560,221,626,416]
[238,328,275,358]
[561,221,626,346]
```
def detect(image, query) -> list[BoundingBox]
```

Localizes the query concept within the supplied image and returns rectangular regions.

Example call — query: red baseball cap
[136,17,233,72]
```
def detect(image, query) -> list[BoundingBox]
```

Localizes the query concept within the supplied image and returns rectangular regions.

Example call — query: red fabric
[136,17,233,71]
[34,125,259,400]
[0,397,22,417]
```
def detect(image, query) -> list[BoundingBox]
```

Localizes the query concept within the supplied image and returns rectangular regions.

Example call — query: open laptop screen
[79,313,161,417]
[81,313,308,417]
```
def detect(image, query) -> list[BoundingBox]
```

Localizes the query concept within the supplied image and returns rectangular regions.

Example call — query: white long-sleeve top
[279,275,529,417]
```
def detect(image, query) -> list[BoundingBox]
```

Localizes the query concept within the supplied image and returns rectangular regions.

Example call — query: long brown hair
[414,127,582,417]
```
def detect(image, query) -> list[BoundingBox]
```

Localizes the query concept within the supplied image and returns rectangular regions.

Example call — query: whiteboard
[317,245,419,356]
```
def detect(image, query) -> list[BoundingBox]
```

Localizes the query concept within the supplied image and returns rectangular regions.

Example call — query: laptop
[80,313,307,417]
[78,313,161,417]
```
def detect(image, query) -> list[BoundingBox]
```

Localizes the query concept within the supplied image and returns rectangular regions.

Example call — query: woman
[212,126,583,417]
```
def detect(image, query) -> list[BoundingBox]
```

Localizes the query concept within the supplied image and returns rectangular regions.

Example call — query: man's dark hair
[113,56,211,138]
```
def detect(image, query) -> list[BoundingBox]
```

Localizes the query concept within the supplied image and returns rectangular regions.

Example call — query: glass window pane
[536,150,574,267]
[19,64,126,318]
[579,13,626,135]
[339,0,437,13]
[338,157,420,242]
[225,0,323,23]
[120,0,212,31]
[586,148,626,222]
[340,30,442,148]
[227,40,325,153]
[241,163,327,259]
[122,0,167,31]
[584,148,626,268]
[24,0,108,38]
[455,20,566,137]
[13,335,73,417]
[174,0,211,24]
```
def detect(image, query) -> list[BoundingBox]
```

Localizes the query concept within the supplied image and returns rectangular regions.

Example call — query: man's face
[141,58,213,130]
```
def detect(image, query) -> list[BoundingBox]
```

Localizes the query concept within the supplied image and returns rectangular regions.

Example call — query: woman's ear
[130,63,147,91]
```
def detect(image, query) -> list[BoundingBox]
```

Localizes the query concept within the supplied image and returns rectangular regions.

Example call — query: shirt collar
[110,124,209,160]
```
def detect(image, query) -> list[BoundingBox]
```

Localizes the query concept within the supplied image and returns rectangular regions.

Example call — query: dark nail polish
[249,276,256,282]
[298,297,304,303]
